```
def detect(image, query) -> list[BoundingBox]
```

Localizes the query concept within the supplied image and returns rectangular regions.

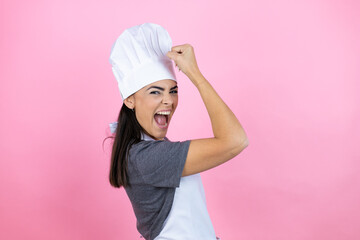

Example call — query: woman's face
[128,79,178,140]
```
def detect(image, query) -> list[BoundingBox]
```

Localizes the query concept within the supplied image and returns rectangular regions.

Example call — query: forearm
[189,71,248,146]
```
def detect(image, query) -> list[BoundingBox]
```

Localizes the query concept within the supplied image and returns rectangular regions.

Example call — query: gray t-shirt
[125,137,191,240]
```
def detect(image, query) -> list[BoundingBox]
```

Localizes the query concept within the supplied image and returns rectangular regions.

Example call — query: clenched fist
[166,44,203,83]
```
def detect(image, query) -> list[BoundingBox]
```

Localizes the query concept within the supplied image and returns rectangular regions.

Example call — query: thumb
[166,51,177,61]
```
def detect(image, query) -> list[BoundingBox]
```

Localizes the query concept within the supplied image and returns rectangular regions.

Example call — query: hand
[166,44,202,81]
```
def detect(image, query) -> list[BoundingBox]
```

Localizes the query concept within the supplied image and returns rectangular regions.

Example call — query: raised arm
[167,44,249,176]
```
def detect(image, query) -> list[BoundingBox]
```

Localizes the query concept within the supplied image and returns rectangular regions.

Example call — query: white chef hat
[109,23,177,101]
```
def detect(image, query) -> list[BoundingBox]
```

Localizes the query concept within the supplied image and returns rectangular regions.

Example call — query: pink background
[1,0,359,239]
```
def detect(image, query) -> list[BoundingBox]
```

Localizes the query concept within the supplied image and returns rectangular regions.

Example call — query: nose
[162,92,173,105]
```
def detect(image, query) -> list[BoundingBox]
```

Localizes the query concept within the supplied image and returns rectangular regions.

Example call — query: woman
[108,23,249,240]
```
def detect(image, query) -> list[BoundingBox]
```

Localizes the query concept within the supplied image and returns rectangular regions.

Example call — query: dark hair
[107,103,143,188]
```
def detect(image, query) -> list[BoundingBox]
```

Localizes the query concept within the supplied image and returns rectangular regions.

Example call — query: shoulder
[128,139,191,176]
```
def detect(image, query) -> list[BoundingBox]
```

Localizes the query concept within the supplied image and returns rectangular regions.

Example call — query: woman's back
[125,135,190,239]
[126,134,216,240]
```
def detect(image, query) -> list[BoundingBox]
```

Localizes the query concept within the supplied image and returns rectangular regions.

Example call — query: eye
[150,91,160,95]
[170,90,178,94]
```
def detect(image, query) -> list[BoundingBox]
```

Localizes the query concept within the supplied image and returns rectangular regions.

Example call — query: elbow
[227,137,249,158]
[239,137,249,150]
[241,138,249,148]
[232,128,249,151]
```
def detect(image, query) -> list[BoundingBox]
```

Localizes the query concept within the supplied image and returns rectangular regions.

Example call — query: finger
[166,51,178,60]
[171,45,186,53]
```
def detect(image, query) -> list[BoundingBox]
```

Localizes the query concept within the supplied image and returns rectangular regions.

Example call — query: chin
[154,131,167,140]
[141,118,172,140]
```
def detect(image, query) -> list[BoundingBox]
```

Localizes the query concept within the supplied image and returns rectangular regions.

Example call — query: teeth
[156,111,171,115]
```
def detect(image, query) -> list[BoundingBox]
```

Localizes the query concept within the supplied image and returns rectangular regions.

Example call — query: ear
[124,95,135,110]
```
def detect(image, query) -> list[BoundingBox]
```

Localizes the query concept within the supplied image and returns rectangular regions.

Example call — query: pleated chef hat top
[109,23,177,100]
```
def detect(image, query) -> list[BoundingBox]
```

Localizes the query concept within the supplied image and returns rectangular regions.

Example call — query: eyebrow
[146,85,178,91]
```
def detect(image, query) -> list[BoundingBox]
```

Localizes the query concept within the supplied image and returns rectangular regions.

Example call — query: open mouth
[154,110,170,129]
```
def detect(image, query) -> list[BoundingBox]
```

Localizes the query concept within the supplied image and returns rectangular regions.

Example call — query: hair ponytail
[108,103,143,188]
